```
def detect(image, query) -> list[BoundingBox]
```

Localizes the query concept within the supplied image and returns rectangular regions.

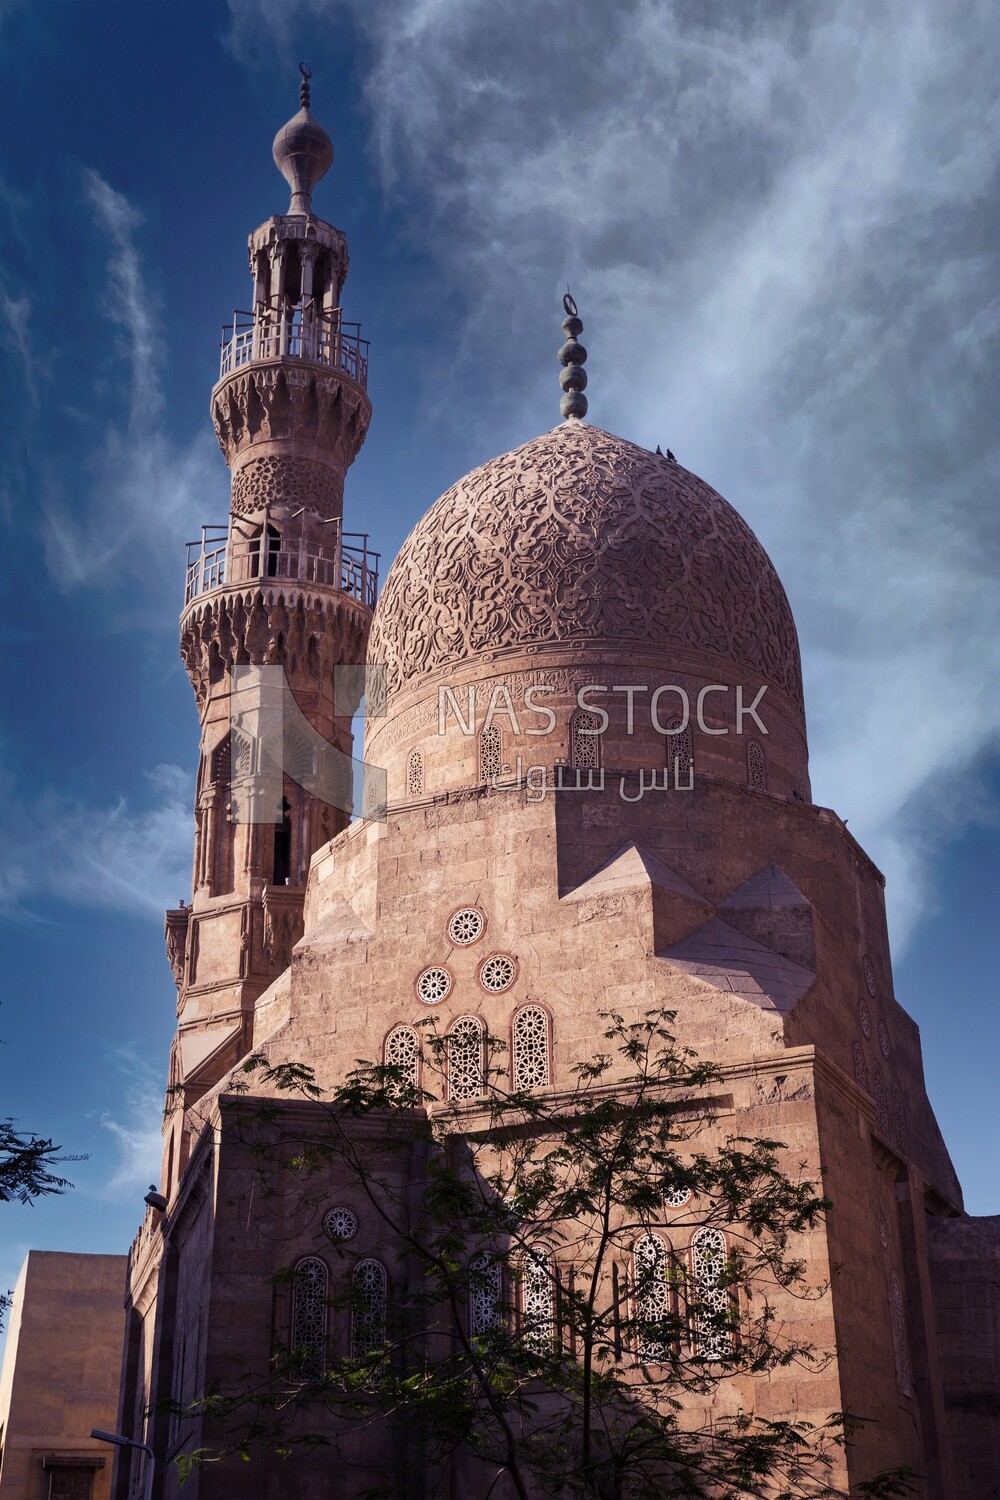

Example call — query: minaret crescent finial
[299,61,312,110]
[272,64,333,215]
[559,291,588,420]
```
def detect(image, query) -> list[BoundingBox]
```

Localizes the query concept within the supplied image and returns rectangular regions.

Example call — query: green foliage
[167,1011,916,1499]
[0,1117,79,1205]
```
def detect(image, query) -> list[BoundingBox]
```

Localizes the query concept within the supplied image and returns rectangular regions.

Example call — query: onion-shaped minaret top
[558,292,588,420]
[272,64,334,215]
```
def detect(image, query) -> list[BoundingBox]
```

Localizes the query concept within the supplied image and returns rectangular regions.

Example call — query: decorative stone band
[180,585,371,712]
[211,359,371,473]
[231,454,346,522]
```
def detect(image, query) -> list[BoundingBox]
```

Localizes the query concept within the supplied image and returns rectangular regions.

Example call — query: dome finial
[559,291,588,420]
[272,65,334,216]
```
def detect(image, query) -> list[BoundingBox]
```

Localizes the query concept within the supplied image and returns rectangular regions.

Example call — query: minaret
[163,71,377,1173]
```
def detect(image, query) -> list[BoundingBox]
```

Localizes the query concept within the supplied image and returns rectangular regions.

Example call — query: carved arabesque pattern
[664,716,693,775]
[369,423,803,706]
[407,749,423,797]
[746,737,767,790]
[231,455,344,522]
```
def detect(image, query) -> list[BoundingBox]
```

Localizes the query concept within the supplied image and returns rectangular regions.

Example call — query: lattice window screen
[384,1024,420,1099]
[407,749,423,797]
[480,726,502,782]
[691,1227,731,1360]
[447,1016,485,1102]
[634,1233,672,1363]
[470,1251,503,1335]
[746,737,767,790]
[291,1257,328,1377]
[512,1005,550,1090]
[570,710,602,769]
[352,1259,388,1358]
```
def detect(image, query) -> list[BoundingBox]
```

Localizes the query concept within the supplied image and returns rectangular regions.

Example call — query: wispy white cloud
[39,169,226,600]
[97,1052,164,1202]
[0,761,194,921]
[229,0,1000,951]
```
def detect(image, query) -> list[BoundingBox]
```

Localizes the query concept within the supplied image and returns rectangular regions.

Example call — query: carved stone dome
[369,421,803,709]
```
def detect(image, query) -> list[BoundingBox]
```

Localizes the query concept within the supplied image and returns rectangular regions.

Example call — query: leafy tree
[0,1118,76,1206]
[175,1010,915,1499]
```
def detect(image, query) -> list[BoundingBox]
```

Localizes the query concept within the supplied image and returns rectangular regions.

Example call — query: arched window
[512,1005,550,1091]
[291,1257,328,1377]
[746,737,767,791]
[210,734,234,894]
[521,1252,555,1351]
[447,1016,485,1102]
[407,748,424,797]
[570,709,602,770]
[890,1271,913,1396]
[664,716,693,777]
[272,795,293,885]
[873,1064,890,1137]
[469,1251,503,1335]
[853,1041,869,1092]
[352,1259,388,1358]
[248,522,281,579]
[383,1024,420,1101]
[633,1233,673,1364]
[691,1227,732,1361]
[479,725,502,783]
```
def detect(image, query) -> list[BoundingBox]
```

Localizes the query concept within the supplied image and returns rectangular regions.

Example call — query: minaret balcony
[219,306,369,388]
[183,524,379,611]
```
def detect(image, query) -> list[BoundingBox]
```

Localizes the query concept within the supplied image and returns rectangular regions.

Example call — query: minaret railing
[219,304,369,387]
[184,524,379,609]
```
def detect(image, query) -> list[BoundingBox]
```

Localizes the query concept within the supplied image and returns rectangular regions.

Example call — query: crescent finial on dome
[272,64,334,216]
[558,292,588,420]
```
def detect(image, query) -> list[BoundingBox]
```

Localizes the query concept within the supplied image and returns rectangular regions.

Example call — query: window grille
[480,725,502,783]
[891,1272,913,1396]
[892,1081,907,1155]
[570,710,602,770]
[746,737,767,790]
[416,966,452,1004]
[479,952,516,993]
[383,1024,420,1099]
[448,906,486,945]
[633,1233,672,1363]
[352,1259,388,1358]
[521,1253,555,1351]
[407,749,423,797]
[663,1184,692,1209]
[512,1005,550,1090]
[291,1257,328,1377]
[664,715,693,776]
[691,1227,732,1361]
[853,1041,869,1092]
[862,954,877,997]
[873,1064,889,1137]
[858,995,872,1037]
[324,1206,358,1242]
[470,1251,503,1335]
[447,1015,485,1102]
[878,1019,891,1058]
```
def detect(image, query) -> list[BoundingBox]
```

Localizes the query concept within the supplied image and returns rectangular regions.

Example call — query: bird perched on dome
[272,64,334,216]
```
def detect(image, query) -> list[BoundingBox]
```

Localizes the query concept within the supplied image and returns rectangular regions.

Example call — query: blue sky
[1,0,999,1317]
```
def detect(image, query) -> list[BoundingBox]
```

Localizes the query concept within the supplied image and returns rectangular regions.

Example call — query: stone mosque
[13,75,997,1500]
